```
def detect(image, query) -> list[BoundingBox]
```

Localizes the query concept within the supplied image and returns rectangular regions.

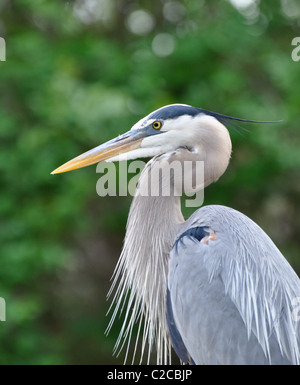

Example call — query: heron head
[51,104,237,174]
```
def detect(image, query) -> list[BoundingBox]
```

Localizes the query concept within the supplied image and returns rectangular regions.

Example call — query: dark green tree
[0,0,299,364]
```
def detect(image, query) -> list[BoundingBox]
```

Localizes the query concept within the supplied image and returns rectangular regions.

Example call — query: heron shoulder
[179,204,287,254]
[175,204,300,286]
[169,204,300,364]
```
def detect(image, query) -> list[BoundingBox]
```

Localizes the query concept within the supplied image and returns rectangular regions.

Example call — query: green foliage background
[0,0,299,364]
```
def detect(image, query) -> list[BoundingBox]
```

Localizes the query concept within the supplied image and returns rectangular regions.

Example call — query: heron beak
[51,129,144,174]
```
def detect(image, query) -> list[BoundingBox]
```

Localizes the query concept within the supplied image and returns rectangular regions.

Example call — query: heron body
[169,205,300,364]
[52,104,300,365]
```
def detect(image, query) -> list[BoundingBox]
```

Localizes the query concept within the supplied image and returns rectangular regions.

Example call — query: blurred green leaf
[0,0,299,365]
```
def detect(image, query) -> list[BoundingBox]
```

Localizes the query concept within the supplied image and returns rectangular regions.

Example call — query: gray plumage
[52,104,300,365]
[169,205,300,365]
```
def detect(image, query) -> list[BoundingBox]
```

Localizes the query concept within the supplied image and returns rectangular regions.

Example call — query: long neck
[107,162,184,364]
[107,119,232,363]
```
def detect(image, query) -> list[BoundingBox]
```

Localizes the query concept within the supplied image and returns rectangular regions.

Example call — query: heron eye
[152,121,162,130]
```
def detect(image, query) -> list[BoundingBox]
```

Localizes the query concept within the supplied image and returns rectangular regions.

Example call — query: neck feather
[107,164,184,364]
[106,118,231,363]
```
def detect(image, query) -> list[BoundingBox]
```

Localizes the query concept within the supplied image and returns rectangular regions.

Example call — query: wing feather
[168,205,300,364]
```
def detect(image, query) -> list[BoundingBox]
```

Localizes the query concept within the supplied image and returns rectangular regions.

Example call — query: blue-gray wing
[167,205,300,365]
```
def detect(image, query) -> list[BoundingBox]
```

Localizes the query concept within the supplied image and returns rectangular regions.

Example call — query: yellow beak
[51,129,144,174]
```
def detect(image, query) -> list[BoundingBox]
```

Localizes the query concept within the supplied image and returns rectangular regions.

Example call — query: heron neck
[109,173,184,363]
[125,192,184,362]
[127,193,184,256]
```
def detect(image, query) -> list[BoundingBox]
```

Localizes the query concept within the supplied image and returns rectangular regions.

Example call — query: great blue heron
[52,104,300,365]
